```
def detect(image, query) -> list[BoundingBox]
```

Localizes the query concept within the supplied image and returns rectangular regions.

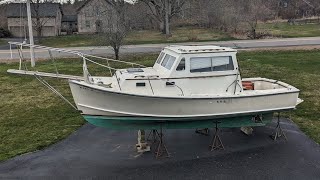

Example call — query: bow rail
[7,42,147,81]
[8,41,147,69]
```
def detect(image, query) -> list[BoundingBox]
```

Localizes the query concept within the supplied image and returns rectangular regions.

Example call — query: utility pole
[26,0,35,67]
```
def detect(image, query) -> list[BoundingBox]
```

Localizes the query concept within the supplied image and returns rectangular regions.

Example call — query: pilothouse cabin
[109,45,243,96]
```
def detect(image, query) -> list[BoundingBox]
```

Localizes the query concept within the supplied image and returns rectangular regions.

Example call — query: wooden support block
[240,127,253,135]
[136,130,151,153]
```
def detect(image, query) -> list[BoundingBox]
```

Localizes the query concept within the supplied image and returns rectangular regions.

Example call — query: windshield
[161,54,176,70]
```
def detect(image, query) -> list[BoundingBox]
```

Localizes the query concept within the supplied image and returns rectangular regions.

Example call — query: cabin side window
[176,58,185,71]
[156,52,165,64]
[212,56,234,71]
[161,54,176,70]
[190,57,212,72]
[190,56,234,73]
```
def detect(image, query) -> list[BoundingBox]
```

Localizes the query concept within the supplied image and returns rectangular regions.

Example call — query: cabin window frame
[161,54,176,70]
[176,58,186,71]
[190,56,234,73]
[156,52,165,64]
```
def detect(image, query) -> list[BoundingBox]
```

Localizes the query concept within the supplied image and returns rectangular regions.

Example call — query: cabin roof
[165,45,236,54]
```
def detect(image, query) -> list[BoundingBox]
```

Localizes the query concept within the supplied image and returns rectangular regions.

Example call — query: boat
[66,45,303,129]
[7,43,302,130]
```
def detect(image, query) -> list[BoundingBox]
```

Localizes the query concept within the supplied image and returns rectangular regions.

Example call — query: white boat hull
[69,80,300,120]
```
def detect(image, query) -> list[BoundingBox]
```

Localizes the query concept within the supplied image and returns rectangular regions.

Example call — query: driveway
[0,118,319,179]
[1,37,320,61]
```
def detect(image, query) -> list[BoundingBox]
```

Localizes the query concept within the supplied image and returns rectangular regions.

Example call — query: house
[6,3,62,37]
[0,4,8,29]
[278,0,317,19]
[61,4,78,35]
[76,0,114,34]
[61,15,78,35]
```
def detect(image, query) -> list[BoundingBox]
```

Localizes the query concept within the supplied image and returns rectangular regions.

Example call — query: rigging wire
[34,74,78,111]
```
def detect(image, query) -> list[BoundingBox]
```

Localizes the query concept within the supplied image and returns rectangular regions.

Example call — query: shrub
[0,28,12,38]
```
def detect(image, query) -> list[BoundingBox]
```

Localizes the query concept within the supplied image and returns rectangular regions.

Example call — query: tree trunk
[114,46,120,60]
[159,21,165,33]
[252,28,256,39]
[36,18,42,43]
[251,19,258,39]
[37,28,42,43]
[164,0,170,35]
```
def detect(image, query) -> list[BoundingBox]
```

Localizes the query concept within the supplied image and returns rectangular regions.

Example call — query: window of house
[85,20,90,28]
[190,56,234,73]
[96,6,100,16]
[176,58,185,71]
[161,54,176,70]
[156,52,165,64]
[85,9,90,17]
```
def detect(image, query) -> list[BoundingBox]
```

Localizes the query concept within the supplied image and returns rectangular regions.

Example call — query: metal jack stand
[154,124,170,159]
[209,121,224,151]
[147,129,158,146]
[271,112,287,141]
[195,128,210,136]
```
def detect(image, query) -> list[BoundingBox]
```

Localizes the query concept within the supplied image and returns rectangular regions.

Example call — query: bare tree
[30,0,58,43]
[98,0,128,60]
[141,0,186,35]
[31,0,44,42]
[241,0,274,39]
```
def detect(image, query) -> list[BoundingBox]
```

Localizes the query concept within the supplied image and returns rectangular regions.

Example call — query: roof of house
[76,0,134,13]
[165,45,237,54]
[62,4,77,16]
[62,15,77,22]
[76,0,96,12]
[6,3,62,18]
[76,0,111,12]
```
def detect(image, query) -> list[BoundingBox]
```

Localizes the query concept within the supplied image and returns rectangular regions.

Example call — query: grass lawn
[40,27,234,47]
[1,50,320,161]
[239,50,320,143]
[0,39,7,46]
[0,54,156,162]
[259,22,320,38]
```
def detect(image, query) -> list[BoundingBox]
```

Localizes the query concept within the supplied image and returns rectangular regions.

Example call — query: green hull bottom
[83,113,274,130]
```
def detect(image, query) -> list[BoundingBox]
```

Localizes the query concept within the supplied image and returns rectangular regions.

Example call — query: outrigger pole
[26,0,35,67]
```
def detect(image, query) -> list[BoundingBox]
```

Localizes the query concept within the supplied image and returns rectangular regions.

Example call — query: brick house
[6,3,62,37]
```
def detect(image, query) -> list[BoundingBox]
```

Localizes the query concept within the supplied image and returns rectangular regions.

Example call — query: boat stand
[147,129,159,146]
[253,114,263,123]
[136,130,151,153]
[195,128,210,136]
[271,112,287,141]
[209,121,225,151]
[153,125,170,159]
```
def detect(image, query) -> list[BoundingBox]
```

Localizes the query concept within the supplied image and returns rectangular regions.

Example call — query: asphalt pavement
[0,118,319,179]
[1,37,320,61]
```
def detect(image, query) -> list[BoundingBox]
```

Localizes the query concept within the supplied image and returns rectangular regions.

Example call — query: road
[0,118,319,179]
[1,37,320,60]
